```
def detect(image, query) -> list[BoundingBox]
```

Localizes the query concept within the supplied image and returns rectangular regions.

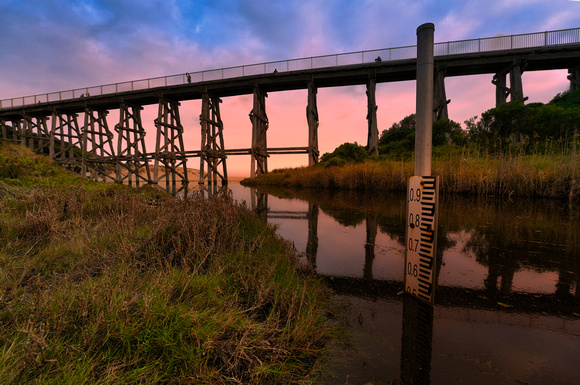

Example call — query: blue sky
[1,0,580,175]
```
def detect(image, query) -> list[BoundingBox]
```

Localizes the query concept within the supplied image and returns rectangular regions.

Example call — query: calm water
[227,184,580,385]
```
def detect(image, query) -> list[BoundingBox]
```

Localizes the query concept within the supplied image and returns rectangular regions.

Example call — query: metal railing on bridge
[1,27,579,110]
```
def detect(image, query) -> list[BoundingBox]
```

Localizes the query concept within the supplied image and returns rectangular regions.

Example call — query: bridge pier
[364,213,377,280]
[433,66,449,121]
[492,60,526,107]
[366,74,379,156]
[154,98,188,195]
[568,67,580,91]
[509,60,525,102]
[492,70,510,106]
[250,188,268,222]
[250,86,269,178]
[82,108,116,182]
[22,115,50,154]
[50,111,82,172]
[115,103,152,187]
[307,81,319,166]
[199,92,227,187]
[306,202,319,269]
[0,120,16,141]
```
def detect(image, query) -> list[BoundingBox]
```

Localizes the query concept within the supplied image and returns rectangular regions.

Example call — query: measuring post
[404,23,439,305]
[405,176,438,304]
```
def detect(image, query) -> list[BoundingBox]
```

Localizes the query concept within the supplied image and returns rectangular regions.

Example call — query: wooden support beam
[1,120,7,140]
[433,67,449,121]
[250,86,268,178]
[154,98,188,195]
[21,115,50,154]
[307,81,319,166]
[250,188,268,222]
[492,71,509,107]
[199,92,227,187]
[509,60,525,102]
[50,111,83,172]
[568,67,580,91]
[366,74,379,156]
[82,108,116,182]
[115,103,152,187]
[306,202,319,270]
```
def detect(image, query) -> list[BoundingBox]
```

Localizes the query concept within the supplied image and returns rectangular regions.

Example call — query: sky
[1,0,580,176]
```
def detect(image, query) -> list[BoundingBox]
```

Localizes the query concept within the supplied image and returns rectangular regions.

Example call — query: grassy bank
[0,140,330,384]
[243,149,580,201]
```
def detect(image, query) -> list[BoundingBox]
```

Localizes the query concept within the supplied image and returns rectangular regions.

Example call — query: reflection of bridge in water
[249,188,579,315]
[2,28,580,194]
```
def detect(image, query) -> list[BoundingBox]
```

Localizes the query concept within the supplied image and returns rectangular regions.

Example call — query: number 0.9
[409,188,421,202]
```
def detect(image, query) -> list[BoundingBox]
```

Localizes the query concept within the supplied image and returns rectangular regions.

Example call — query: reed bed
[244,151,580,201]
[0,140,330,384]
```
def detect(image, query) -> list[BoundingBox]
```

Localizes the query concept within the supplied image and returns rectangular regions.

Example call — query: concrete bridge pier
[366,74,379,156]
[154,98,188,196]
[568,67,580,91]
[307,81,319,166]
[115,103,152,187]
[250,86,269,178]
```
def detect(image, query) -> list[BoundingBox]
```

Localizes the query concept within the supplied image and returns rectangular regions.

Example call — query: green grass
[0,140,331,384]
[243,146,580,201]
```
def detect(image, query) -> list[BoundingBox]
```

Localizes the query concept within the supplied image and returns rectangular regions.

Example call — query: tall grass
[0,140,330,384]
[243,148,580,201]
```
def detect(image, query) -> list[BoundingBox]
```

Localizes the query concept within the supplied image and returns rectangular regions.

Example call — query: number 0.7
[408,237,419,252]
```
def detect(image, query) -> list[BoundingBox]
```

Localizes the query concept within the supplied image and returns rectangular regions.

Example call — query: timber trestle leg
[250,86,268,178]
[82,108,116,182]
[50,111,83,172]
[199,92,227,188]
[307,81,320,166]
[115,103,152,187]
[492,59,527,107]
[154,98,189,196]
[366,74,379,156]
[21,115,50,154]
[433,67,449,121]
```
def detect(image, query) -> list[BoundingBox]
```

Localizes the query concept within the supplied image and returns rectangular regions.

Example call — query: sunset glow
[1,0,579,175]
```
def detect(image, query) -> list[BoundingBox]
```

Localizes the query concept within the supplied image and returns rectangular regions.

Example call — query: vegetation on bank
[0,140,330,384]
[244,91,580,201]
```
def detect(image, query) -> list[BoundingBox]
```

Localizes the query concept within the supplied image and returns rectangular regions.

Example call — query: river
[225,183,579,385]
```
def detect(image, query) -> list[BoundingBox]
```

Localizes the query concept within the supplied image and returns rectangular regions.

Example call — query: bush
[320,142,368,165]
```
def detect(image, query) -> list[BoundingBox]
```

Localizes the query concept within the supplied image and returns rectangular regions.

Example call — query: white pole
[415,23,435,176]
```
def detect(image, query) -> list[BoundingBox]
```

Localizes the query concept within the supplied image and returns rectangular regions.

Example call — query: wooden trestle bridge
[1,27,580,194]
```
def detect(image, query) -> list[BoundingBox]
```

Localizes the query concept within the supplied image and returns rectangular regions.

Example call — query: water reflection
[401,295,433,385]
[243,185,579,303]
[231,185,580,384]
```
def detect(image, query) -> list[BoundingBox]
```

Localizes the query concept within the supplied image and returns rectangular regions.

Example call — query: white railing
[1,27,579,111]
